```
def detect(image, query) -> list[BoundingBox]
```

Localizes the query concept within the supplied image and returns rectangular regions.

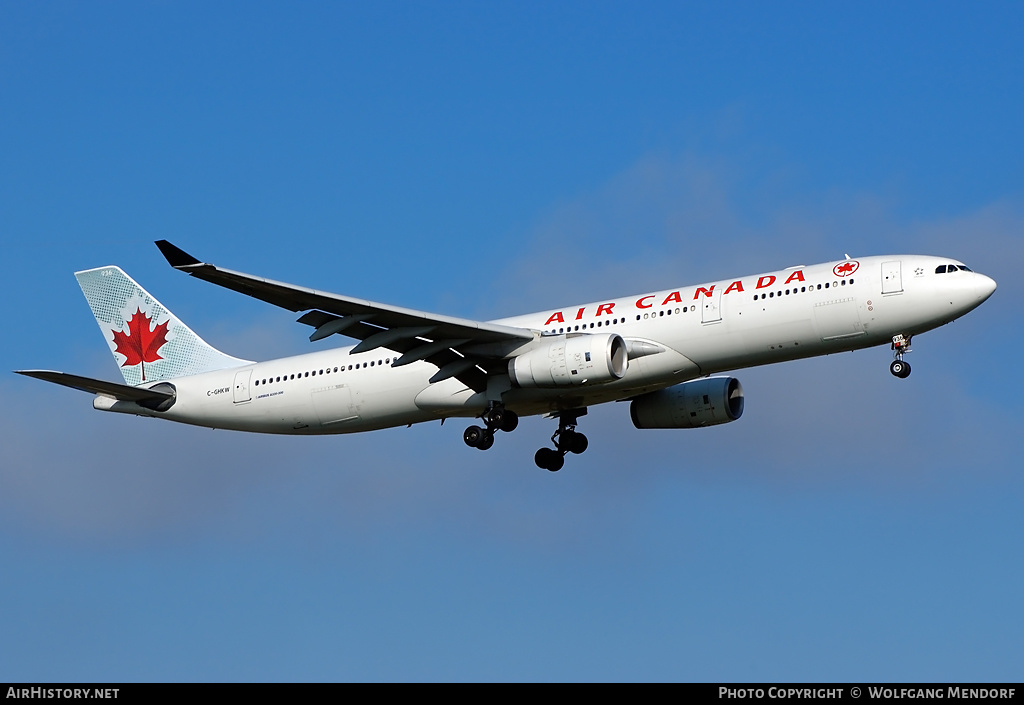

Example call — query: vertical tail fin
[75,266,252,386]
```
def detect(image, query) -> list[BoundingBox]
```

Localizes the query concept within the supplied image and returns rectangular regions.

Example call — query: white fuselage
[101,254,995,434]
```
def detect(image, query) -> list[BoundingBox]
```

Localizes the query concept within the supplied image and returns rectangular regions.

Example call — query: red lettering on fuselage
[539,268,820,327]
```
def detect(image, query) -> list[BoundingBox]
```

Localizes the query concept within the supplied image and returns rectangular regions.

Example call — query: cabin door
[881,260,903,294]
[233,369,252,403]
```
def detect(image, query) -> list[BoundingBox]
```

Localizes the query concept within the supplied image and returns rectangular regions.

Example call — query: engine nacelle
[630,377,744,429]
[509,333,628,388]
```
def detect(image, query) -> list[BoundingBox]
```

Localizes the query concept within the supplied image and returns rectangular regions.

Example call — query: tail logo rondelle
[111,308,170,381]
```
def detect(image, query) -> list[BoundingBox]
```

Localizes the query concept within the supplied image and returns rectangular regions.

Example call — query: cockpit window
[935,265,947,273]
[958,265,973,272]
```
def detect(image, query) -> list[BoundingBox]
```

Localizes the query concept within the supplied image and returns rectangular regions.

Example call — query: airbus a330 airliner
[17,241,996,471]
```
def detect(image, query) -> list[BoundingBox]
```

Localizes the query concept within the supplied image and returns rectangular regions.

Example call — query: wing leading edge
[154,241,536,391]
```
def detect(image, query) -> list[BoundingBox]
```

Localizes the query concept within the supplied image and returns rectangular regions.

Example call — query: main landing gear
[890,334,912,379]
[463,403,519,452]
[534,409,589,472]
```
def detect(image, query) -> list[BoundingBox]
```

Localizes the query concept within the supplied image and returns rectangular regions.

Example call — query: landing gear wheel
[534,448,564,472]
[477,431,494,451]
[464,425,486,448]
[890,334,913,379]
[562,430,588,455]
[499,410,519,433]
[890,360,911,378]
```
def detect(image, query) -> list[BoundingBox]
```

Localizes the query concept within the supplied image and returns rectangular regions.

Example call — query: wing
[155,241,535,392]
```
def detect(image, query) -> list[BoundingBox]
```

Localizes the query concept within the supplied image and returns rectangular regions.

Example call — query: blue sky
[1,1,1022,681]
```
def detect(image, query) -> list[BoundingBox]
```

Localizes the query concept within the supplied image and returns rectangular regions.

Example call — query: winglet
[155,240,202,268]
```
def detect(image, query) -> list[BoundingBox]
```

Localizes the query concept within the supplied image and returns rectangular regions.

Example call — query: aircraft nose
[976,273,997,301]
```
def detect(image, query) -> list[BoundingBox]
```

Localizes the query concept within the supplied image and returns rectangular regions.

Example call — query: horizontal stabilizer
[14,370,175,404]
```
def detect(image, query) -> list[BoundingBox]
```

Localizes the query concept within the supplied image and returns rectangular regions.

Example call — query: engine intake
[509,333,628,387]
[630,377,744,429]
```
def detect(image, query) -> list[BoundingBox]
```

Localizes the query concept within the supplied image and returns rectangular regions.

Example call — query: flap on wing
[15,370,175,404]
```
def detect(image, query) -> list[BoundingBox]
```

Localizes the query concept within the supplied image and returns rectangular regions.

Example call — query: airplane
[16,241,996,471]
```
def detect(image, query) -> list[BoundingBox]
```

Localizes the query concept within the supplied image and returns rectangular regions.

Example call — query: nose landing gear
[463,402,519,451]
[534,409,588,472]
[890,334,912,378]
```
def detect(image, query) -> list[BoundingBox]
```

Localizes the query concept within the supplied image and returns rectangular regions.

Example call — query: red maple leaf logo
[833,261,859,277]
[111,308,170,381]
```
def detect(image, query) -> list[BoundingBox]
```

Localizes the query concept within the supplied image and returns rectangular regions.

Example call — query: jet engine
[509,333,628,387]
[630,377,744,429]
